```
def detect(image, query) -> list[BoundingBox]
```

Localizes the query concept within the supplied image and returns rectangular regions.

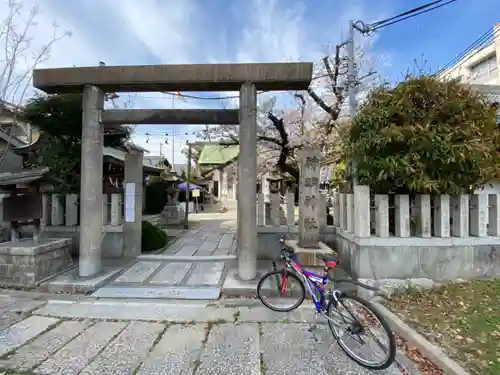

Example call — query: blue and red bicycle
[257,237,396,370]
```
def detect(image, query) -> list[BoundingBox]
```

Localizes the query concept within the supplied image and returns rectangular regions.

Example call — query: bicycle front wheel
[257,270,305,312]
[326,293,396,370]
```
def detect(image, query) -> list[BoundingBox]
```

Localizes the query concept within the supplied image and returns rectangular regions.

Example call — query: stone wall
[42,226,124,258]
[333,228,500,281]
[0,238,72,288]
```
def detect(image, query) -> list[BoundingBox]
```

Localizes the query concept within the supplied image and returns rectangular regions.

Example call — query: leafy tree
[343,75,500,194]
[20,93,130,192]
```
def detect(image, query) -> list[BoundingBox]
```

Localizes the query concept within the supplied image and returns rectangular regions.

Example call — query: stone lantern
[267,169,283,194]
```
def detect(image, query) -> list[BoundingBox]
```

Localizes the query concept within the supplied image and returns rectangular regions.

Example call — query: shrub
[141,221,168,252]
[343,75,500,194]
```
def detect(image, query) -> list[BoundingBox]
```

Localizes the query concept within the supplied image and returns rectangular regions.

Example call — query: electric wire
[369,0,446,28]
[363,0,458,33]
[435,27,494,75]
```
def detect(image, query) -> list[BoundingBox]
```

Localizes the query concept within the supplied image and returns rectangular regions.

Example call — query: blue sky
[3,0,499,163]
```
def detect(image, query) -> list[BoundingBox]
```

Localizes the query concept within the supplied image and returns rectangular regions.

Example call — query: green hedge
[141,221,168,252]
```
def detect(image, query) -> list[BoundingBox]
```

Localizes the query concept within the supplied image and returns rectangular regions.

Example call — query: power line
[362,0,458,33]
[158,73,332,101]
[435,27,494,75]
[369,0,445,28]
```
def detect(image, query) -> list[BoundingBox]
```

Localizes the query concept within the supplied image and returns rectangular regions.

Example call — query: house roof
[198,144,239,165]
[0,129,25,148]
[103,147,164,173]
[0,167,49,186]
[143,155,165,167]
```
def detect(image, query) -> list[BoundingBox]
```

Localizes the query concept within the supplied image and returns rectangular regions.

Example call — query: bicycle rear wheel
[257,270,305,312]
[326,293,396,370]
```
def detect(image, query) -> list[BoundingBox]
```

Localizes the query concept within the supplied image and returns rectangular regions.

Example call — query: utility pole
[184,141,191,229]
[172,94,176,167]
[346,20,359,186]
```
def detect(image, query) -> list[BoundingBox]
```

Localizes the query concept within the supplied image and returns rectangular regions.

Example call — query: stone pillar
[434,195,450,238]
[415,194,431,237]
[451,195,469,237]
[238,82,257,281]
[79,85,104,277]
[217,168,223,197]
[298,146,322,248]
[262,175,270,202]
[221,168,228,209]
[353,185,370,237]
[395,195,410,237]
[65,194,78,226]
[123,150,144,257]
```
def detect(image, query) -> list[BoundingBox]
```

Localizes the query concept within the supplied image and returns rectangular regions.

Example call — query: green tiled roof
[198,144,239,165]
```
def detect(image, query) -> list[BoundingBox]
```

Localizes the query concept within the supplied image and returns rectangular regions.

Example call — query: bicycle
[256,237,396,370]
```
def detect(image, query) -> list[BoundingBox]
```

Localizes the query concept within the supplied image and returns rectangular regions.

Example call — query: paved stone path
[156,201,238,258]
[159,227,237,257]
[0,295,421,375]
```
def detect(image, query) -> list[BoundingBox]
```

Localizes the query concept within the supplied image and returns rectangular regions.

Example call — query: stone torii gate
[103,108,240,256]
[32,62,313,281]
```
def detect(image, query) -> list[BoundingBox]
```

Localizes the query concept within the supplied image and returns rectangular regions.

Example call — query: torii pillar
[238,82,258,280]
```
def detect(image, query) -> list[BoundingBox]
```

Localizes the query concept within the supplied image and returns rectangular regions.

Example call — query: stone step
[91,286,221,300]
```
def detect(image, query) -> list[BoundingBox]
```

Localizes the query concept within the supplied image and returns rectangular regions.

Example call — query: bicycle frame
[276,256,331,313]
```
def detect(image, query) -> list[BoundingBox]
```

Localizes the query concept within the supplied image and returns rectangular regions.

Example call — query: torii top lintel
[33,62,313,94]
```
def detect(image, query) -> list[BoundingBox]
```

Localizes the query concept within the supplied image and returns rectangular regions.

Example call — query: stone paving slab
[135,324,205,375]
[35,321,127,375]
[260,323,330,375]
[196,323,260,375]
[0,297,47,330]
[149,262,192,284]
[186,262,225,286]
[174,245,200,256]
[0,320,92,370]
[79,321,164,375]
[114,261,162,283]
[0,315,60,356]
[0,304,422,375]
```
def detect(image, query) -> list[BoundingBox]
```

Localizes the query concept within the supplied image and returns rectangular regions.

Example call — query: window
[469,54,498,83]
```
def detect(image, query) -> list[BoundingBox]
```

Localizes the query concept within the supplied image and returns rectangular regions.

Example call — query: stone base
[221,260,357,297]
[161,204,183,225]
[333,228,500,280]
[40,267,123,294]
[286,240,336,267]
[0,238,73,288]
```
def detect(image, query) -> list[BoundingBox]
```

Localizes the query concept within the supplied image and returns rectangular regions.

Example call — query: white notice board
[124,183,136,222]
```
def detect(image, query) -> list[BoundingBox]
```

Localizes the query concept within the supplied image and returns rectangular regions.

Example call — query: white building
[439,23,500,104]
